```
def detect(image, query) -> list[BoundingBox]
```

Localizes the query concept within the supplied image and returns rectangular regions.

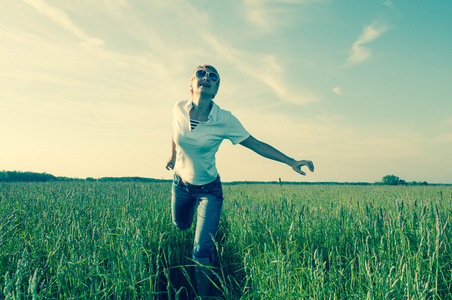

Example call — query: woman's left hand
[166,156,176,171]
[290,160,314,176]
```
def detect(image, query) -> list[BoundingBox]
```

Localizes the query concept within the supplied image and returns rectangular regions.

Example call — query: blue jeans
[171,173,224,265]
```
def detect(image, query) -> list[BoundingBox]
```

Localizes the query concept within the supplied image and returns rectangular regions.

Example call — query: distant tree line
[376,175,428,186]
[0,171,57,182]
[0,171,170,183]
[0,171,435,185]
[225,181,372,186]
[95,177,170,183]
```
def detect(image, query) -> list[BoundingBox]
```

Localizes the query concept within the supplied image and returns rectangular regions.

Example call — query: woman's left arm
[240,135,314,176]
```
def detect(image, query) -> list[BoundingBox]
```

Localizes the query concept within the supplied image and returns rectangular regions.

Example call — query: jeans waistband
[174,173,220,189]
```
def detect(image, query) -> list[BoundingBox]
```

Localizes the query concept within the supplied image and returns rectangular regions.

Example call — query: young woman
[166,64,314,298]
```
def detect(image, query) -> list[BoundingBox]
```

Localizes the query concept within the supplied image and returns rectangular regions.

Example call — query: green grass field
[1,182,451,299]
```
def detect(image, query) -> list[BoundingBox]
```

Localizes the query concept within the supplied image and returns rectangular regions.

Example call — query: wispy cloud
[383,1,394,9]
[347,22,390,64]
[21,0,104,46]
[203,33,319,106]
[332,86,345,96]
[434,134,452,143]
[242,0,324,31]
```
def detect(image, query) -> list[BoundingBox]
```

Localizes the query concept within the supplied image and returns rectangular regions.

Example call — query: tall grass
[1,182,451,299]
[220,185,452,299]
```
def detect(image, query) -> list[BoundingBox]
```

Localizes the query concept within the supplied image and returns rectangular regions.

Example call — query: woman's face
[190,67,219,99]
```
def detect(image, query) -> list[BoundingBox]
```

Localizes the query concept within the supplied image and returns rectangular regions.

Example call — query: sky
[1,0,451,184]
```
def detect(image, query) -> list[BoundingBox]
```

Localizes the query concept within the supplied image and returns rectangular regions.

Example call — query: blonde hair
[189,64,220,99]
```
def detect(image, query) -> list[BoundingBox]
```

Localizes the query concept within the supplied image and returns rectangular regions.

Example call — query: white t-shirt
[173,100,250,185]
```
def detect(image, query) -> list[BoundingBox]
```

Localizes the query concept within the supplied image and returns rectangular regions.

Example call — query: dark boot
[196,263,214,299]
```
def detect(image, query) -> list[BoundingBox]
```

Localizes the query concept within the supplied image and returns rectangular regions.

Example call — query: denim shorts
[171,173,223,265]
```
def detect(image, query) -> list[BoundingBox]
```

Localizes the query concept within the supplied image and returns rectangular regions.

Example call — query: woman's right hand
[166,156,176,170]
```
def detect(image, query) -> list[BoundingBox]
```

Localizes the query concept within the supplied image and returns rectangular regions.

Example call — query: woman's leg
[171,177,197,231]
[192,180,224,298]
[196,263,215,299]
[192,193,223,263]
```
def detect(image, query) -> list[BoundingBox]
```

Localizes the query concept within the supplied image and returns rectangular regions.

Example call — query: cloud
[21,0,104,46]
[347,22,390,64]
[332,86,345,96]
[203,33,319,106]
[383,1,394,9]
[242,0,324,31]
[434,134,452,143]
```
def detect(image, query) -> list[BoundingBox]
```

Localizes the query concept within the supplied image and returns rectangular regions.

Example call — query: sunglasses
[195,69,219,83]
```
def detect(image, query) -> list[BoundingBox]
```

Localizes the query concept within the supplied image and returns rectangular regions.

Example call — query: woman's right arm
[165,131,176,170]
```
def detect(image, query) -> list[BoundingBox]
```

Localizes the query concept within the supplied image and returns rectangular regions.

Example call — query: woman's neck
[191,96,212,121]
